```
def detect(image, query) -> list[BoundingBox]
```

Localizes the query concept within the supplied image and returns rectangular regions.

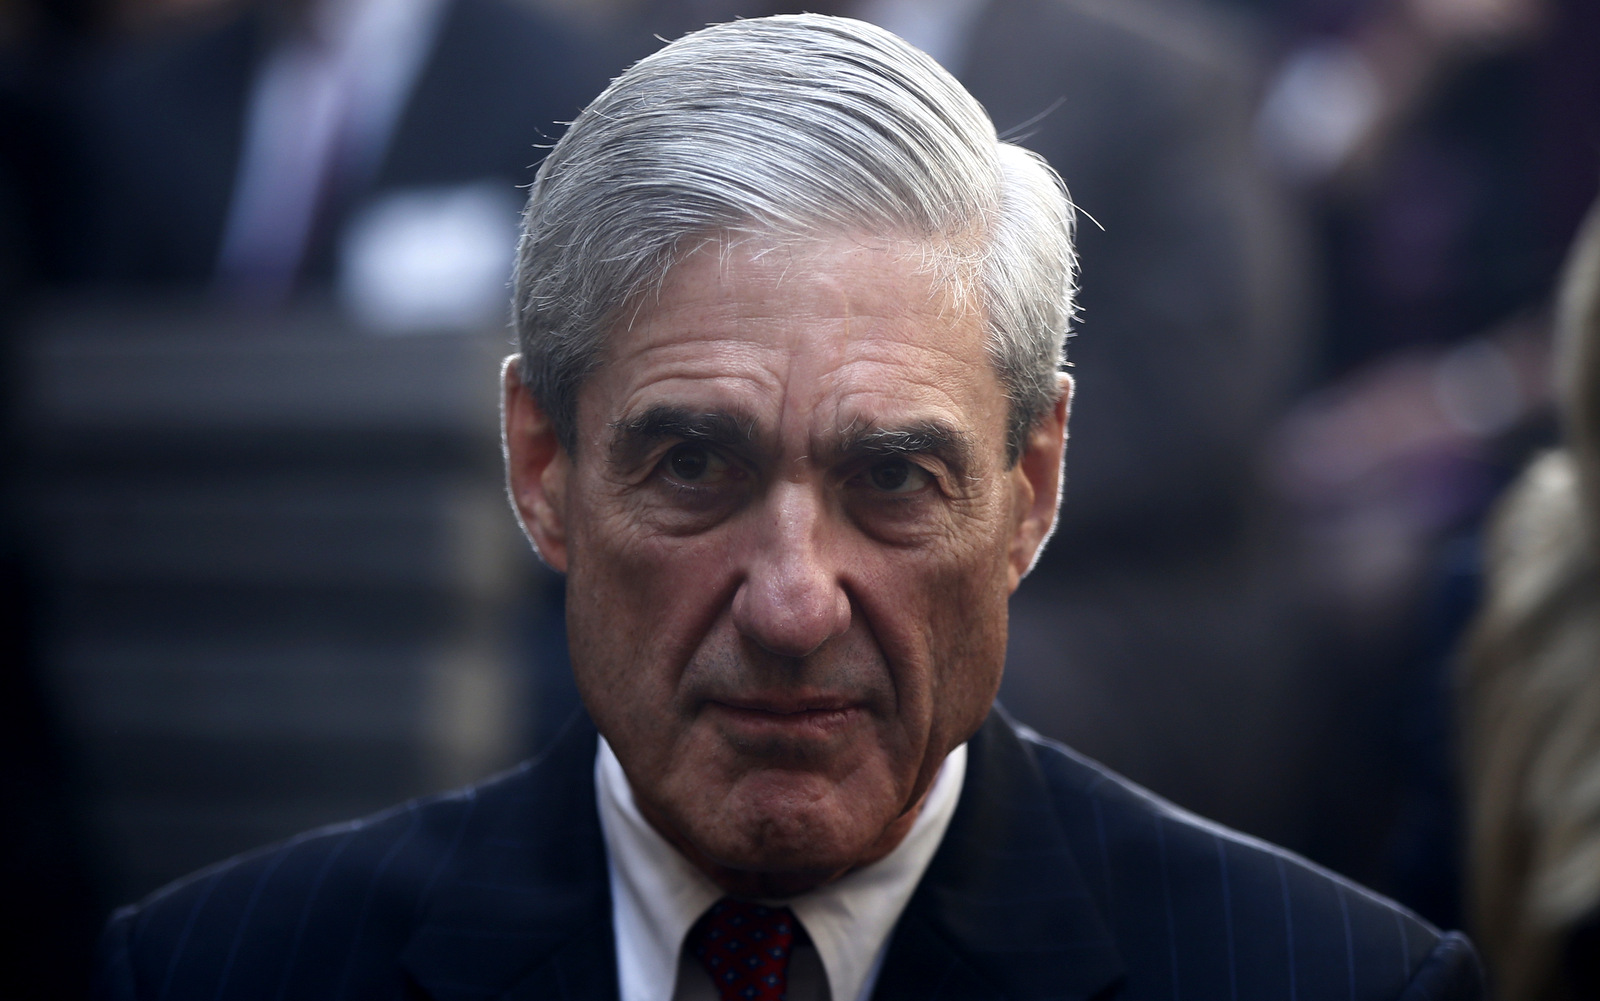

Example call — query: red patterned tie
[687,898,803,1001]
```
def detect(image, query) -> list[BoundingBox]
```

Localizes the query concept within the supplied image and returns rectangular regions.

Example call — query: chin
[703,774,887,876]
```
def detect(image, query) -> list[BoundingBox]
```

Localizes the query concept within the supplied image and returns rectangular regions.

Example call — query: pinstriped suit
[94,709,1485,1001]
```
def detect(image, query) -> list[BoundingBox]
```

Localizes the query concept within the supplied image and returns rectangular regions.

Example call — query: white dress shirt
[596,738,968,1001]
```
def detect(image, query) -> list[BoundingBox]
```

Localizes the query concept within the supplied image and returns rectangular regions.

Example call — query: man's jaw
[632,765,931,900]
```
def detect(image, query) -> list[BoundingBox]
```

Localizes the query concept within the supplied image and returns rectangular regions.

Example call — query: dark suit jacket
[94,709,1484,1001]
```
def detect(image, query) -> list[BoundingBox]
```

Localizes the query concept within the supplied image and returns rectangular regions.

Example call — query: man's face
[505,235,1067,894]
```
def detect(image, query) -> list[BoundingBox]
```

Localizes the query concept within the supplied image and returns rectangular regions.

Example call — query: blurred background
[1,0,1595,997]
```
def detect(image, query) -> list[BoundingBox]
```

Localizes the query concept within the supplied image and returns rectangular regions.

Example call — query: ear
[1006,372,1072,591]
[502,355,572,572]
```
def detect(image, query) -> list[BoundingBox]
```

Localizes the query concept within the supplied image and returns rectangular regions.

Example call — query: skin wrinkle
[607,407,762,473]
[608,408,975,501]
[505,233,1068,898]
[515,20,1078,465]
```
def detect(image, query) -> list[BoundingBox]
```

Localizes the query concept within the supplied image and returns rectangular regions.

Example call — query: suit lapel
[400,711,620,1001]
[396,705,1125,1001]
[874,709,1127,1001]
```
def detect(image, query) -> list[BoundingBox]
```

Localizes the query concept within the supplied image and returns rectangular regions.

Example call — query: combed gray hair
[513,13,1076,463]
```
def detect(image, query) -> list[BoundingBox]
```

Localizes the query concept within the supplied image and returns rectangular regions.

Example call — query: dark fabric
[94,709,1486,1001]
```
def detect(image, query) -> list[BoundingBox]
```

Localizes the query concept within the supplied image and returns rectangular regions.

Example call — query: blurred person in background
[618,0,1320,862]
[1261,0,1599,926]
[1256,0,1595,377]
[2,1,615,995]
[50,0,612,329]
[1459,197,1600,1001]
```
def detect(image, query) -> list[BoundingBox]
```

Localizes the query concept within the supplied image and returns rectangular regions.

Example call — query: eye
[661,443,736,485]
[864,458,932,494]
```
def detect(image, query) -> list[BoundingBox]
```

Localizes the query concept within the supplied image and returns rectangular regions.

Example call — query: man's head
[503,14,1075,895]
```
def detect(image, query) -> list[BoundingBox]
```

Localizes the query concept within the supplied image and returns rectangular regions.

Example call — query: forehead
[576,235,1006,448]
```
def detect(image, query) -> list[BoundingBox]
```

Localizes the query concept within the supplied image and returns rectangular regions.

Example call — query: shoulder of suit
[1014,721,1427,906]
[102,756,541,993]
[1011,722,1462,990]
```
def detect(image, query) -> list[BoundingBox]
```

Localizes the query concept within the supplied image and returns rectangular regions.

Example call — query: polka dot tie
[687,898,803,1001]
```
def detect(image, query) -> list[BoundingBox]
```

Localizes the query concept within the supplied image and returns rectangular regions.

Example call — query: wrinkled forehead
[576,232,1005,458]
[619,227,985,333]
[604,230,988,369]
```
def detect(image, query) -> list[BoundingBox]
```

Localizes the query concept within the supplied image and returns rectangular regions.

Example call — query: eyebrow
[607,405,759,468]
[834,420,975,480]
[607,406,975,480]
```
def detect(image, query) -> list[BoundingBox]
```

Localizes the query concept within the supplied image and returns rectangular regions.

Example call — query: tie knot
[687,898,803,1001]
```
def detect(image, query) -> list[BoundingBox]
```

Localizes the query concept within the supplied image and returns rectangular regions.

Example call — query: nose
[731,481,852,659]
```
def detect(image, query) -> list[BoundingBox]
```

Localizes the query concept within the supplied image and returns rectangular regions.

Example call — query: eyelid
[656,440,743,486]
[853,455,939,495]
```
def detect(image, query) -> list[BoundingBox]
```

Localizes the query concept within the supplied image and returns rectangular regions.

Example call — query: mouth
[704,695,863,738]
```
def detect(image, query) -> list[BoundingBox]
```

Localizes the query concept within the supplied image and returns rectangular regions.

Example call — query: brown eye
[668,444,711,482]
[661,444,741,489]
[866,458,930,493]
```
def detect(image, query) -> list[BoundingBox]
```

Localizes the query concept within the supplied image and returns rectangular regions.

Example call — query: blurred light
[1256,40,1382,185]
[1407,0,1548,49]
[854,0,984,74]
[1434,339,1523,436]
[338,182,522,334]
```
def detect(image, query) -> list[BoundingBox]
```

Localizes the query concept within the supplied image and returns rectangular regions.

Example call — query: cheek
[851,509,1013,728]
[573,507,743,622]
[927,538,1011,683]
[563,499,742,707]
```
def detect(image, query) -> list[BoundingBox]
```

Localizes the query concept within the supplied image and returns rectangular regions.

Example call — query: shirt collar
[596,737,968,1001]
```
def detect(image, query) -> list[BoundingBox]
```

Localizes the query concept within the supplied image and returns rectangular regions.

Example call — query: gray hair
[512,13,1076,463]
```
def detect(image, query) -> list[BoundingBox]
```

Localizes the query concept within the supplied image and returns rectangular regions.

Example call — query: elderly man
[96,15,1483,1001]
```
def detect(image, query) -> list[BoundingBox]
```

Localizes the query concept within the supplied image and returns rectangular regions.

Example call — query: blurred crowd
[1,0,1596,998]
